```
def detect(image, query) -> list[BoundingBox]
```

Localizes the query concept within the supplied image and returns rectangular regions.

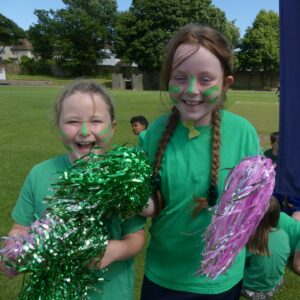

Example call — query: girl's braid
[211,109,221,188]
[153,106,180,176]
[193,109,221,216]
[152,106,180,214]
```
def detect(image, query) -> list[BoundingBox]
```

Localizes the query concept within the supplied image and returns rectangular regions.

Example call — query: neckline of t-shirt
[179,110,224,131]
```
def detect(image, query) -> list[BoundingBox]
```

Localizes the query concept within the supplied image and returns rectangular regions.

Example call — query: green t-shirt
[243,229,290,292]
[264,148,277,163]
[12,154,145,300]
[138,130,147,148]
[278,212,300,252]
[142,110,261,294]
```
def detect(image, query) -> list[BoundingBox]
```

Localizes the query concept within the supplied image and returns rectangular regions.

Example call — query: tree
[28,0,117,75]
[0,14,25,57]
[27,10,56,60]
[114,0,239,72]
[237,10,279,73]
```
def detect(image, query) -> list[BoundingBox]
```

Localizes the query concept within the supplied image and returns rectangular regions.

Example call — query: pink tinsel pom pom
[199,155,275,279]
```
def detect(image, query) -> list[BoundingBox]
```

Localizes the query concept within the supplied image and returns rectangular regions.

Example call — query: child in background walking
[242,197,290,299]
[0,81,145,300]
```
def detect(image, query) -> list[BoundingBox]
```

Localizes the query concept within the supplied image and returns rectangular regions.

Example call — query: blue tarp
[276,0,300,199]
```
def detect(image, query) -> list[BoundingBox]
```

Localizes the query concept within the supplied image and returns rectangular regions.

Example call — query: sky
[0,0,279,37]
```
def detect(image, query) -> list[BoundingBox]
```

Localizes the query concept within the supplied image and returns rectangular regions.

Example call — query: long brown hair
[153,24,233,215]
[246,196,281,256]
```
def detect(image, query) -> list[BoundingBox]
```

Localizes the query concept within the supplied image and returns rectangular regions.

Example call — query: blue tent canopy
[276,0,300,198]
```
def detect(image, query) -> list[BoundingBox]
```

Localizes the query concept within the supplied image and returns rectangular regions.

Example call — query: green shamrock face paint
[168,85,180,104]
[81,121,88,136]
[169,85,180,94]
[98,124,112,142]
[203,85,221,103]
[60,129,74,152]
[188,76,196,94]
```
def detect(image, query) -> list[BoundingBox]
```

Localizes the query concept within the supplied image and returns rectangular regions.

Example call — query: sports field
[0,86,297,300]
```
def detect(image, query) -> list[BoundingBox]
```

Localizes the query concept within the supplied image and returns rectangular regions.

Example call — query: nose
[187,76,200,95]
[80,121,89,136]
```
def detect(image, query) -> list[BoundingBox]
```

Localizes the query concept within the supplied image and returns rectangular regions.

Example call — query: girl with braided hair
[140,23,261,300]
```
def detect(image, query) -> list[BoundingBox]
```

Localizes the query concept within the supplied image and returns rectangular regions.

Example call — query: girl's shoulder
[221,110,255,129]
[30,154,70,175]
[148,114,170,130]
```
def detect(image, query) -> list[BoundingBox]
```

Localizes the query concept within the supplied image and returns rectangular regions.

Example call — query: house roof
[11,39,33,51]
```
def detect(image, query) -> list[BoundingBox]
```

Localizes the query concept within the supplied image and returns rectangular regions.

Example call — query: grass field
[0,85,298,300]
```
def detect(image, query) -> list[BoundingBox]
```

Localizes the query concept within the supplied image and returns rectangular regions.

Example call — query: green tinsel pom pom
[1,145,152,300]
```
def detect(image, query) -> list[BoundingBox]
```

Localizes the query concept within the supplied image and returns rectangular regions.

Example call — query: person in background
[242,196,290,299]
[264,132,278,163]
[278,211,300,275]
[0,81,145,300]
[130,115,149,146]
[140,23,260,300]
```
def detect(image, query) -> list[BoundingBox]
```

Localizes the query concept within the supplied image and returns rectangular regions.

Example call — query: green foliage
[19,56,52,75]
[114,0,239,72]
[0,14,25,55]
[27,10,56,60]
[237,10,279,73]
[27,0,117,75]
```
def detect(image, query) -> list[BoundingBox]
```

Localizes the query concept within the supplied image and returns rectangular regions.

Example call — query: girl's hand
[0,223,29,278]
[89,229,145,269]
[90,240,122,269]
[140,196,156,217]
[0,261,18,278]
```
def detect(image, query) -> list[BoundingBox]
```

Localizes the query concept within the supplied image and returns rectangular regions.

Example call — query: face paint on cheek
[59,130,75,152]
[81,121,88,136]
[97,124,113,142]
[203,85,221,103]
[188,76,196,94]
[168,85,180,104]
[169,85,180,94]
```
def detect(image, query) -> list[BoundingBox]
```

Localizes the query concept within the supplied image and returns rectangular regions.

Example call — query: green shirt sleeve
[12,166,41,226]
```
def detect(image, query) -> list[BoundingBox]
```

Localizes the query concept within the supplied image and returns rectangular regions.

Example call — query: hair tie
[208,184,218,207]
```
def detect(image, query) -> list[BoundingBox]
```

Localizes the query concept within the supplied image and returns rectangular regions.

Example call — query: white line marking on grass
[229,101,278,110]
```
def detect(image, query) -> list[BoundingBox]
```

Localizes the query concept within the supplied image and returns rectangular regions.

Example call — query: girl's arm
[0,223,30,277]
[92,229,145,269]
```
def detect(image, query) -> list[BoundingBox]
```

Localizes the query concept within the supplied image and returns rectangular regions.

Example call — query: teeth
[77,141,95,146]
[183,100,201,106]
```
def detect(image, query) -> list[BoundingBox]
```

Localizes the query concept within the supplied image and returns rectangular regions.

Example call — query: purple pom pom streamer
[199,155,275,279]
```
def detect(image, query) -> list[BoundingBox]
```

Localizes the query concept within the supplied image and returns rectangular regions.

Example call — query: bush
[20,56,52,75]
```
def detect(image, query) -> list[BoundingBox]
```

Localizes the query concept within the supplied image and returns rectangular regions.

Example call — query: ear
[111,120,117,136]
[224,76,234,91]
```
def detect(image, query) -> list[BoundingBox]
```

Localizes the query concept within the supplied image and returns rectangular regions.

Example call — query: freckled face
[59,92,115,162]
[169,44,232,126]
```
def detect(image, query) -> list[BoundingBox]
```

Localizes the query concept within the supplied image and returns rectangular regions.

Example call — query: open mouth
[182,99,203,106]
[76,141,96,150]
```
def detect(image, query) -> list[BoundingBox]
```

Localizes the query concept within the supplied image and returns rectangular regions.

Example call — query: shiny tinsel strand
[0,145,152,299]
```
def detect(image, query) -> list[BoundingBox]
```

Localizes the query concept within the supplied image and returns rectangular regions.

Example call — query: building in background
[0,39,33,62]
